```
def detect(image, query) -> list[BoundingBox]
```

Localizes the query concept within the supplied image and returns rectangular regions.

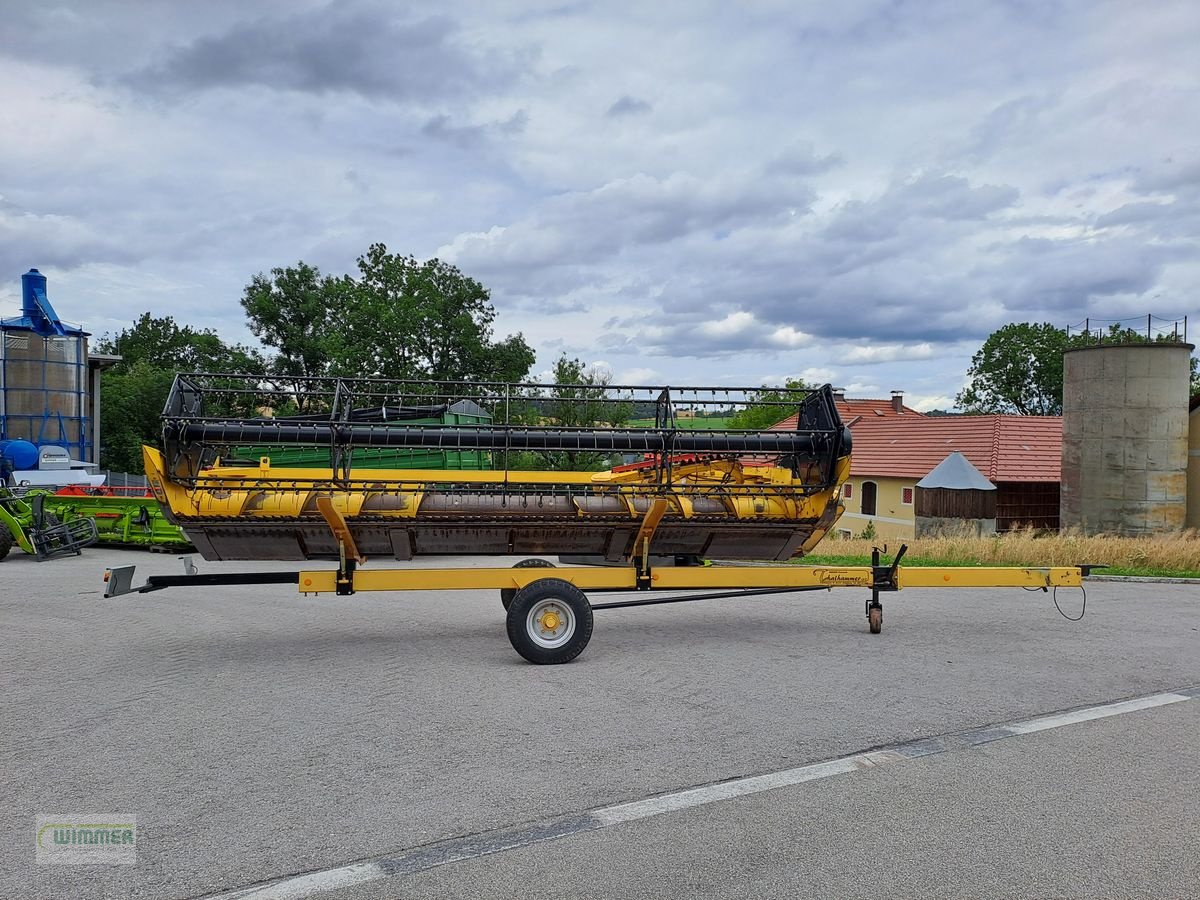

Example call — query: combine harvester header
[105,374,1094,663]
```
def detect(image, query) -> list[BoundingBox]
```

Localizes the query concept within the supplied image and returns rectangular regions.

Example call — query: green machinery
[0,487,191,561]
[0,488,98,561]
[35,490,193,553]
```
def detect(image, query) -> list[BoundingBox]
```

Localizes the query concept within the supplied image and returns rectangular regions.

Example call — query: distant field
[804,527,1200,578]
[628,416,733,429]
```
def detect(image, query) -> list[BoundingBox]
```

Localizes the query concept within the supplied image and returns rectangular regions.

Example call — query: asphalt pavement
[1,547,1196,899]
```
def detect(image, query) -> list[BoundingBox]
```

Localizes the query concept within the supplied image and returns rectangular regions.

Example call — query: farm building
[812,414,1062,540]
[914,451,998,537]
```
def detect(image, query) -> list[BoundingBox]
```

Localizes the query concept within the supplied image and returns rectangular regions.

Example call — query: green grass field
[627,416,734,429]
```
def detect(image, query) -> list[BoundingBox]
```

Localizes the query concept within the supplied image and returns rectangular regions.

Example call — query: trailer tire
[0,528,12,561]
[868,605,882,634]
[506,578,592,665]
[500,558,556,611]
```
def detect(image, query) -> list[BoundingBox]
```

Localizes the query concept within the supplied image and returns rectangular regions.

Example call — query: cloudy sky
[1,0,1197,409]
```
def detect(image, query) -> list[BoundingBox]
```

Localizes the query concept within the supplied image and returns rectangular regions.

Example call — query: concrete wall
[1061,343,1193,535]
[837,475,915,539]
[1188,406,1200,530]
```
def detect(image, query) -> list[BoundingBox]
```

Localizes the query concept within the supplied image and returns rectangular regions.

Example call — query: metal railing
[1066,314,1188,345]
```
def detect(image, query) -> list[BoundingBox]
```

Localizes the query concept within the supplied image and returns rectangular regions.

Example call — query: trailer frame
[103,546,1098,664]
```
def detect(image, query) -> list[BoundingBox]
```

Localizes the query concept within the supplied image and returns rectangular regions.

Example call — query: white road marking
[595,750,906,826]
[204,688,1192,900]
[1002,692,1189,736]
[210,862,383,899]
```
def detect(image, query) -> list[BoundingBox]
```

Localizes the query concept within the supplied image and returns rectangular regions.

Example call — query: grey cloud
[123,7,527,101]
[960,94,1057,163]
[443,168,818,274]
[1132,157,1200,194]
[0,205,139,277]
[823,174,1017,245]
[606,95,651,117]
[422,110,528,147]
[985,236,1182,311]
[579,163,1184,355]
[1096,201,1177,228]
[765,144,844,176]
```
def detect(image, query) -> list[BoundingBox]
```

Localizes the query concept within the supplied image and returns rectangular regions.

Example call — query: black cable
[1052,584,1087,621]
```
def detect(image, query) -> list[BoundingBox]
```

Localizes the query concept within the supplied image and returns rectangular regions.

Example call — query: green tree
[956,323,1069,415]
[958,321,1200,414]
[240,262,341,379]
[241,247,535,385]
[512,355,633,471]
[726,379,813,430]
[97,312,265,373]
[1089,324,1199,393]
[339,244,534,382]
[94,315,266,472]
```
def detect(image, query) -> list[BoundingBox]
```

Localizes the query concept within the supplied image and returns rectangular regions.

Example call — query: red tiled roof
[842,416,1062,482]
[771,397,923,431]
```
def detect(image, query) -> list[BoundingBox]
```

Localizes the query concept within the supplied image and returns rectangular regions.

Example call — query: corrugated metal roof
[843,415,1062,483]
[916,451,996,490]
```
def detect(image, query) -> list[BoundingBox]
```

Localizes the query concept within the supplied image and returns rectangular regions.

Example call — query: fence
[1066,314,1188,345]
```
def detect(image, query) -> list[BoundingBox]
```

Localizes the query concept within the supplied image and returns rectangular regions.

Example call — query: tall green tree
[94,315,265,472]
[97,312,265,373]
[241,246,535,384]
[240,262,342,379]
[339,244,534,382]
[956,323,1069,415]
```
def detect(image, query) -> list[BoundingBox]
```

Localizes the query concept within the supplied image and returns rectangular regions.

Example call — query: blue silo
[0,269,92,462]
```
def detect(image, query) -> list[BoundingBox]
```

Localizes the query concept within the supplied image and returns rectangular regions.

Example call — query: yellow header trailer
[103,375,1095,664]
[103,544,1093,664]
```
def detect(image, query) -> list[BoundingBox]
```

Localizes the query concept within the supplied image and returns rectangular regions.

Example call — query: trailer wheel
[0,528,12,561]
[500,558,556,611]
[506,578,592,665]
[868,605,883,634]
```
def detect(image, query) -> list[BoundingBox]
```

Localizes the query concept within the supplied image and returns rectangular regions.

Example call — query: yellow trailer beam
[898,566,1084,589]
[295,563,1084,594]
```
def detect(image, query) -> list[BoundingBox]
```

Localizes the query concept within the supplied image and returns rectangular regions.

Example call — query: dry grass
[809,526,1200,576]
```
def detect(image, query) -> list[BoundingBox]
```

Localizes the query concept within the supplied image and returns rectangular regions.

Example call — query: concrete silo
[1060,342,1194,534]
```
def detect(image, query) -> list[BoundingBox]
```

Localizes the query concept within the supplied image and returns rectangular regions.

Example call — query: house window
[860,481,877,517]
[843,483,853,499]
[902,487,913,505]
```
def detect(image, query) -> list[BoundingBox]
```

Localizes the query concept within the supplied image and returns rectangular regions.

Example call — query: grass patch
[802,527,1200,579]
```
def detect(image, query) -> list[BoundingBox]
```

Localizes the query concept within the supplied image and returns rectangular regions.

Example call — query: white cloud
[908,393,956,412]
[767,326,813,348]
[619,366,661,384]
[699,310,757,338]
[840,342,936,364]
